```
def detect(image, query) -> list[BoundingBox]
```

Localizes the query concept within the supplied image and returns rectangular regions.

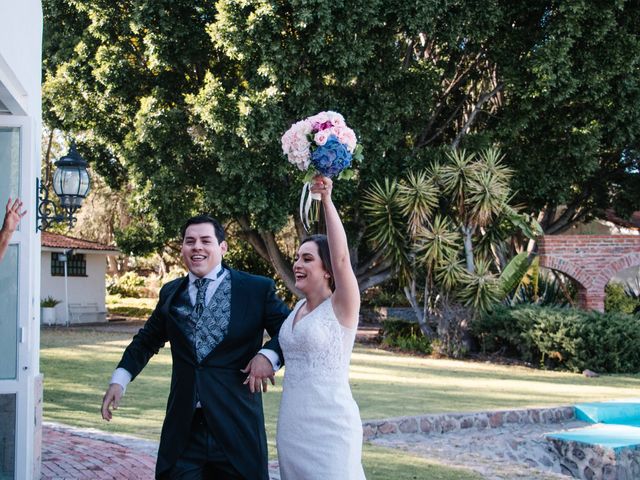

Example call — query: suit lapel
[229,268,248,328]
[160,275,190,324]
[160,275,195,355]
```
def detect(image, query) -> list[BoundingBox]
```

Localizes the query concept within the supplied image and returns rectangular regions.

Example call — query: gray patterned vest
[170,273,232,362]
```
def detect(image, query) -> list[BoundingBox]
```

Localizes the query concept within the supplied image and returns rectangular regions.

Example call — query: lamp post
[58,249,73,327]
[36,143,91,231]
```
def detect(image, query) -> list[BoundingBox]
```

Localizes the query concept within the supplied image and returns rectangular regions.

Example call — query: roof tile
[41,232,118,252]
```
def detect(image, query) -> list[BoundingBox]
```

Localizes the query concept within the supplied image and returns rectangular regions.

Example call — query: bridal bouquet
[281,111,362,229]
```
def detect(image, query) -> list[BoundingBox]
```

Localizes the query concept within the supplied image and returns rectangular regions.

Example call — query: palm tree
[362,147,539,342]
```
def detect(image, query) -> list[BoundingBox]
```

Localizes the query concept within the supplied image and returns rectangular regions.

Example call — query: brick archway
[538,236,640,311]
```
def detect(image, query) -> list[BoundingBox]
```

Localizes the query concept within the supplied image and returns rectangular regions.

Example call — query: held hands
[241,353,275,393]
[2,198,27,234]
[101,383,124,421]
[309,175,332,201]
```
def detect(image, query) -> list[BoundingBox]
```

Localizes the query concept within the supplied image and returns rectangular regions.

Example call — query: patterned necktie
[193,277,211,319]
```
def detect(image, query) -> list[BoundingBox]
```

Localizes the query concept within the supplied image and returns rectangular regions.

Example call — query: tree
[42,1,640,294]
[493,1,640,232]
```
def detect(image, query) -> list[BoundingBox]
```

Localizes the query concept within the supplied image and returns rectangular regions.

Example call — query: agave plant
[397,170,439,238]
[435,253,466,293]
[361,178,410,282]
[457,258,502,314]
[415,215,460,273]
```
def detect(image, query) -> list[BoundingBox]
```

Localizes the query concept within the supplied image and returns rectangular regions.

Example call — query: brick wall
[538,235,640,311]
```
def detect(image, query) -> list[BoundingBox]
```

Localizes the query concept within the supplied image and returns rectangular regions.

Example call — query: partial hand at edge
[241,353,275,394]
[101,383,124,421]
[2,198,27,233]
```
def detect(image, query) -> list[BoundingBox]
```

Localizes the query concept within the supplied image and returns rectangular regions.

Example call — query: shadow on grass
[352,347,640,387]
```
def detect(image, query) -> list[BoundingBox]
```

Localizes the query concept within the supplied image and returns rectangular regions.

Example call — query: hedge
[472,305,640,373]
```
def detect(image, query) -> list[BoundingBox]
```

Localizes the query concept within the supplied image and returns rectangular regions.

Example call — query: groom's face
[181,222,228,278]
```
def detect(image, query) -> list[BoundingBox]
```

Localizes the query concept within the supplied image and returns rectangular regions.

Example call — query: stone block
[489,412,503,428]
[378,422,398,435]
[362,425,377,440]
[419,418,433,434]
[398,418,418,434]
[460,417,474,429]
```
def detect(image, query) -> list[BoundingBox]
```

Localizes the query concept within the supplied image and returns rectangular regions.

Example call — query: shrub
[523,307,585,369]
[380,319,432,354]
[605,282,640,314]
[41,296,62,308]
[471,305,538,362]
[433,302,473,358]
[106,271,146,298]
[362,280,409,308]
[474,305,640,373]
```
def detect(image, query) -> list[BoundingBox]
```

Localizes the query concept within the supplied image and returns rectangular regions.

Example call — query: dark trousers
[162,409,245,480]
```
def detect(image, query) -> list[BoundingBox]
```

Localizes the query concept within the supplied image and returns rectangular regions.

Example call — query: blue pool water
[574,401,640,425]
[546,400,640,451]
[547,424,640,451]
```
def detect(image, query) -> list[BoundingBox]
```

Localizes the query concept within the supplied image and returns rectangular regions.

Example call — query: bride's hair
[301,234,335,291]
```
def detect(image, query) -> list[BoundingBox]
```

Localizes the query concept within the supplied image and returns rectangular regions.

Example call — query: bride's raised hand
[309,175,333,201]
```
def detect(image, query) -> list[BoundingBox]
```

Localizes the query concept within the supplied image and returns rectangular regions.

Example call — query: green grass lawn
[41,326,640,479]
[106,294,156,318]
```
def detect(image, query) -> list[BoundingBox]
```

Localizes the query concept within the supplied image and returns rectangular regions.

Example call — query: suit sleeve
[260,279,290,363]
[116,286,170,381]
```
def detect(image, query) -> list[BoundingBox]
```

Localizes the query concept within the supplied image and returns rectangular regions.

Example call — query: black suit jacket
[117,268,290,479]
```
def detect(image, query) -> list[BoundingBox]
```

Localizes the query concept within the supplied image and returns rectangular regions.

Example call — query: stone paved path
[42,423,281,480]
[42,424,156,479]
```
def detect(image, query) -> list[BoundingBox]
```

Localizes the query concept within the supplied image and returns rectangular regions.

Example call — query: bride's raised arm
[309,176,360,328]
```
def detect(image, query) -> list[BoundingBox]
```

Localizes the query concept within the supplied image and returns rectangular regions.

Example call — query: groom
[101,215,289,479]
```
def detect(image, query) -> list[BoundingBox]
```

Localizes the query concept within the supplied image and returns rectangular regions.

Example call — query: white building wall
[0,2,43,479]
[0,0,42,118]
[40,251,109,324]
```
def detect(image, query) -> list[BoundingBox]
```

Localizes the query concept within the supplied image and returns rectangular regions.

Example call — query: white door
[0,115,40,480]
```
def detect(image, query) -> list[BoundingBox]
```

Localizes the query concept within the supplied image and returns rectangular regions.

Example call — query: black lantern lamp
[36,143,91,231]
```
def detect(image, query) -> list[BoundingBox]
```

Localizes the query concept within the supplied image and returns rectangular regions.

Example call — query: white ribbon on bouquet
[299,182,321,232]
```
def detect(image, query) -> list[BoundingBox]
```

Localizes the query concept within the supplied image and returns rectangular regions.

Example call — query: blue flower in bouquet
[310,135,352,178]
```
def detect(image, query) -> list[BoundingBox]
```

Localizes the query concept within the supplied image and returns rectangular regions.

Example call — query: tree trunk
[404,282,435,339]
[262,230,300,296]
[461,224,475,273]
[237,215,395,295]
[355,256,393,291]
[156,252,167,277]
[451,82,504,149]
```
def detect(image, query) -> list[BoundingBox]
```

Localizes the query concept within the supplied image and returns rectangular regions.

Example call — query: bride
[276,175,366,479]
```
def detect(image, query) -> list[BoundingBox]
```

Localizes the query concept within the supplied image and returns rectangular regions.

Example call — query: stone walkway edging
[362,405,576,440]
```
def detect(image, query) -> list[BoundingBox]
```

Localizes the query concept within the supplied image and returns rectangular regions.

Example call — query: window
[51,252,87,276]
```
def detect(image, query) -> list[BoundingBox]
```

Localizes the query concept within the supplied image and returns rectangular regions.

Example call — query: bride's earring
[324,274,331,279]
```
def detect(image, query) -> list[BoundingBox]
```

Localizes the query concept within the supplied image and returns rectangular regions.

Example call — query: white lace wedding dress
[276,297,366,479]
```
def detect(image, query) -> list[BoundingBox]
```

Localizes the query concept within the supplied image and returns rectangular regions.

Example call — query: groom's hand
[101,383,124,421]
[241,354,275,393]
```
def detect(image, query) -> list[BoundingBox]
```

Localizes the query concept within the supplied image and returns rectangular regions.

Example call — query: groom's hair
[181,215,226,244]
[301,234,335,291]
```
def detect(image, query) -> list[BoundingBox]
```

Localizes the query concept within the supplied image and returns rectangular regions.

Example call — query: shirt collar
[188,263,223,285]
